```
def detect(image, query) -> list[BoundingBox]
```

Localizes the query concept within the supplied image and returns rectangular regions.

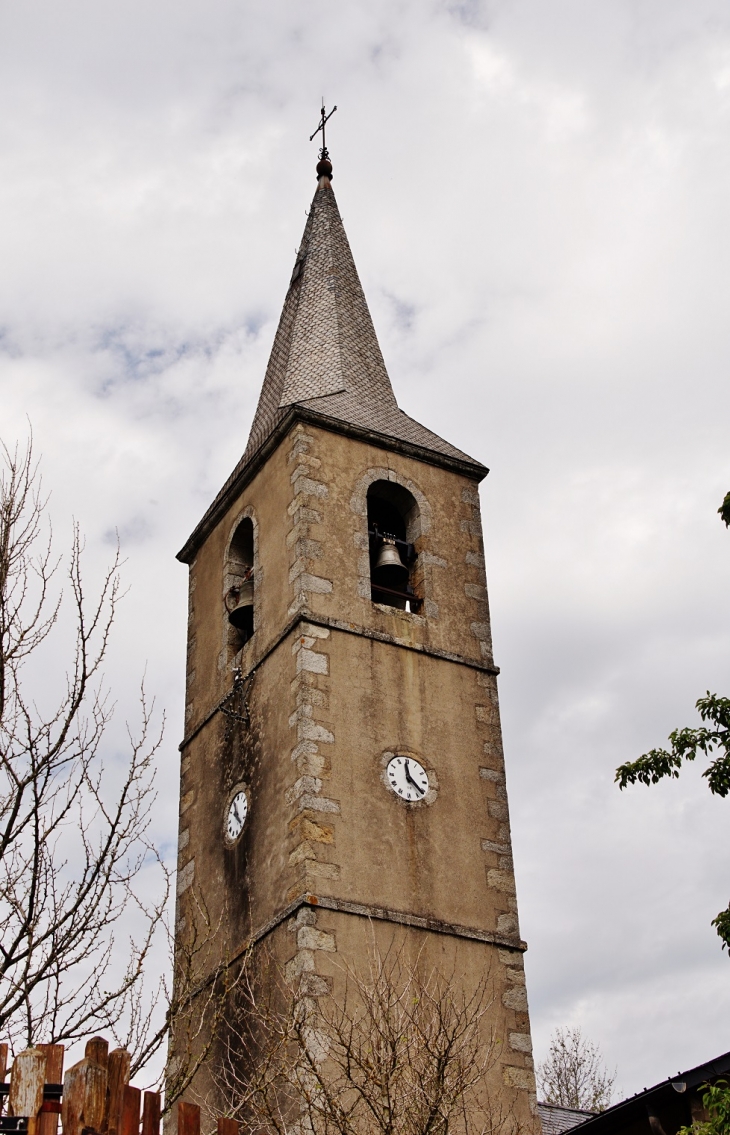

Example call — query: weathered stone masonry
[285,425,340,908]
[287,427,332,617]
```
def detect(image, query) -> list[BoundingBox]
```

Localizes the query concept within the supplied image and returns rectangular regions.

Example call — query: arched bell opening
[224,516,255,647]
[367,482,421,612]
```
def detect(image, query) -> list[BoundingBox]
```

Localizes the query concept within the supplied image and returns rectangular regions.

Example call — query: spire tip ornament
[310,100,337,179]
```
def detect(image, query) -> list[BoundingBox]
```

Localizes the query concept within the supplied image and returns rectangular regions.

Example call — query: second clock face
[225,790,249,844]
[386,756,429,802]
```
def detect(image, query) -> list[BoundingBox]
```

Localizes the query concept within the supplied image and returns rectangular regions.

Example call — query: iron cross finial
[309,100,337,162]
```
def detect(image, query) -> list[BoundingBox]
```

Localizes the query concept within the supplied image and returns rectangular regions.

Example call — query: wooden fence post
[62,1052,108,1135]
[37,1044,64,1085]
[37,1045,64,1135]
[120,1084,141,1135]
[105,1049,132,1135]
[177,1100,201,1135]
[1,1037,245,1135]
[141,1092,161,1135]
[0,1044,8,1117]
[85,1039,109,1071]
[8,1048,46,1134]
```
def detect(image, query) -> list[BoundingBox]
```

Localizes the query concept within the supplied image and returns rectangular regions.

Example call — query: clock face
[386,756,429,802]
[225,790,248,844]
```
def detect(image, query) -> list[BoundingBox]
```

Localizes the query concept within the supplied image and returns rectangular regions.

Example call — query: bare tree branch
[0,434,170,1065]
[161,889,251,1109]
[537,1027,615,1112]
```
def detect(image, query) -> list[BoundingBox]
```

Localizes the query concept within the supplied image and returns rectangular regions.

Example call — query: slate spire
[241,157,481,471]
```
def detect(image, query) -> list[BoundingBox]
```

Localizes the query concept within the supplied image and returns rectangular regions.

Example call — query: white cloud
[1,0,729,1096]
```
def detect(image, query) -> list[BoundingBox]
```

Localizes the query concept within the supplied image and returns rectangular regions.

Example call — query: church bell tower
[173,142,538,1132]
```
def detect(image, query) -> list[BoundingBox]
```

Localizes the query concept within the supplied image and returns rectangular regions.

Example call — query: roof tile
[241,176,481,470]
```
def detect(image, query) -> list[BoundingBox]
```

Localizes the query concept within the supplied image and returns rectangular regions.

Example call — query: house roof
[566,1050,730,1135]
[538,1103,598,1135]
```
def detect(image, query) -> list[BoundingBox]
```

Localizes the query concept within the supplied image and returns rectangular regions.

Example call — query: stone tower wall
[173,419,538,1133]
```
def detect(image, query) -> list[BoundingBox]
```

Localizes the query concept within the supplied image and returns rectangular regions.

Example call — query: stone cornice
[178,610,499,752]
[231,892,527,970]
[177,406,489,565]
[184,892,526,1008]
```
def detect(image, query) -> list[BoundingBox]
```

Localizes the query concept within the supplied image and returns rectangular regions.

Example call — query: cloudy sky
[1,0,729,1099]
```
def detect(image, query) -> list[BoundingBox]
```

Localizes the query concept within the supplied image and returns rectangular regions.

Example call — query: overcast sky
[1,0,729,1099]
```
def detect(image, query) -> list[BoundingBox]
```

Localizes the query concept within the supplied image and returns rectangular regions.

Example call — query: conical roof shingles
[241,178,479,469]
[279,187,349,405]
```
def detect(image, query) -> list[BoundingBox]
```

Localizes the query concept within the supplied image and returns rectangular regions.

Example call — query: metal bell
[227,578,254,631]
[373,538,408,585]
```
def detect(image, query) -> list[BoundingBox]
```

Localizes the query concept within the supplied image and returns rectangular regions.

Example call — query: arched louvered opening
[225,517,255,646]
[367,481,421,612]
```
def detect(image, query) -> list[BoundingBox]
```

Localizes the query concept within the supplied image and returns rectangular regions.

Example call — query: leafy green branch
[678,1081,730,1135]
[615,694,730,797]
[615,491,730,954]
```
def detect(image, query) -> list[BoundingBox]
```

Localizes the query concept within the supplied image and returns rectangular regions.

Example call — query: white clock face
[225,790,248,843]
[386,756,429,802]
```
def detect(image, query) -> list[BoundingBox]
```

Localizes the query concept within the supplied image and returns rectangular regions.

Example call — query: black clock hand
[233,802,242,825]
[404,760,424,796]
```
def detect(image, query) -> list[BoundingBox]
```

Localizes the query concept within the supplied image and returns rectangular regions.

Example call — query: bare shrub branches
[209,936,507,1135]
[537,1026,615,1112]
[159,890,251,1110]
[0,436,169,1060]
